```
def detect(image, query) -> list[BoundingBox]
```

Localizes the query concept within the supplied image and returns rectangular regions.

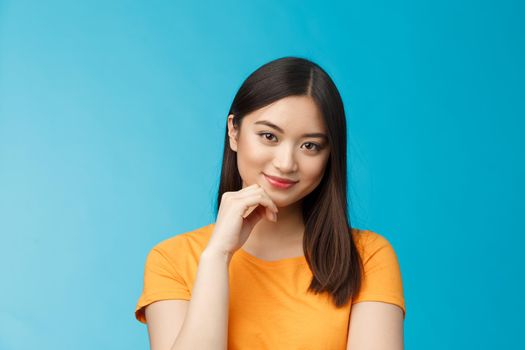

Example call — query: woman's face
[227,95,331,208]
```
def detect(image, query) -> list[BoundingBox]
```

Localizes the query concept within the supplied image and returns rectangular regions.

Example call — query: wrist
[202,247,233,263]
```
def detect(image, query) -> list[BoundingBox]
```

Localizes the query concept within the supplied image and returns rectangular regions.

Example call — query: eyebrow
[254,120,328,141]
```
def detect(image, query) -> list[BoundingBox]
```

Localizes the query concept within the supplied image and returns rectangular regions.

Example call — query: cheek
[236,137,267,178]
[302,157,328,181]
[295,155,330,193]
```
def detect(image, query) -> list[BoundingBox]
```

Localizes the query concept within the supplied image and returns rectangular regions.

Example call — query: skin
[145,95,404,350]
[228,95,405,349]
[227,95,331,260]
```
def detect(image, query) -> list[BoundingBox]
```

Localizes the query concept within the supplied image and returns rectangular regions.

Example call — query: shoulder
[351,227,392,249]
[351,228,399,263]
[149,222,215,259]
[350,227,406,318]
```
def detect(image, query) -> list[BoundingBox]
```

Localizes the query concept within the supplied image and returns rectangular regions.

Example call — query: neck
[242,202,305,251]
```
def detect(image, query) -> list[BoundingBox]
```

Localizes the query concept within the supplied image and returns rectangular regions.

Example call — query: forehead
[246,96,326,132]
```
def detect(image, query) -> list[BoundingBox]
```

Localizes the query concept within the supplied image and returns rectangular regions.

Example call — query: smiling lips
[264,173,298,189]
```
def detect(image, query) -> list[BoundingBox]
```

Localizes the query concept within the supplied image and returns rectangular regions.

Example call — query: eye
[258,132,323,153]
[303,142,322,152]
[258,132,277,142]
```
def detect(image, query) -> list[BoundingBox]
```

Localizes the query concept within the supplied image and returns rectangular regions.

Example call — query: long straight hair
[214,57,363,307]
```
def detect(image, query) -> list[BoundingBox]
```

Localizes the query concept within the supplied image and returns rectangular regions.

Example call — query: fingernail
[272,212,277,221]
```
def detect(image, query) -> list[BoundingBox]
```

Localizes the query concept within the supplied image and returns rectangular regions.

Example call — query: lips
[263,173,299,190]
[263,173,298,185]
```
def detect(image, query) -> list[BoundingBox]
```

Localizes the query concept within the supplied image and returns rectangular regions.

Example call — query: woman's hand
[206,183,278,257]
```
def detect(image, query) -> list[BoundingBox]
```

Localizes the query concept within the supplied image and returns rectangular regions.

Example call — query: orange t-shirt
[135,223,405,349]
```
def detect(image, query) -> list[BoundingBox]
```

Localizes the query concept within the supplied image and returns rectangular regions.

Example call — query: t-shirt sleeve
[351,232,406,319]
[135,244,191,324]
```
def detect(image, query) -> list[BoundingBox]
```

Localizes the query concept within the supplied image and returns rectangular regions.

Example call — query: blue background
[1,0,523,349]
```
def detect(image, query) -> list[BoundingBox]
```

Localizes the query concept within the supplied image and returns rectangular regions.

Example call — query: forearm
[171,248,232,350]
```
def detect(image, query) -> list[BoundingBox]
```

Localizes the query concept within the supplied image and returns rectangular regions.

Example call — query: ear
[227,114,239,152]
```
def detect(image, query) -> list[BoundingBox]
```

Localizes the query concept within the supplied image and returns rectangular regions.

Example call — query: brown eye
[259,132,277,142]
[304,142,321,152]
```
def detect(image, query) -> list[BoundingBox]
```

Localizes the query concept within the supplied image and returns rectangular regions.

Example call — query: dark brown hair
[214,56,363,307]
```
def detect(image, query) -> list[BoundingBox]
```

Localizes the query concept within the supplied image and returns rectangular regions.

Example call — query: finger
[244,205,273,230]
[237,187,278,213]
[265,206,277,222]
[239,193,278,220]
[257,188,278,213]
[244,203,275,222]
[242,204,258,219]
[238,183,260,193]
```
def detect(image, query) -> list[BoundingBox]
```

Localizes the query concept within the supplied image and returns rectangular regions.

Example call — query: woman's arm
[171,248,231,350]
[146,248,232,350]
[346,301,404,350]
[144,184,277,350]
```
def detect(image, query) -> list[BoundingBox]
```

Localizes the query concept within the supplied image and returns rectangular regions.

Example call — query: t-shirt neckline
[236,247,307,267]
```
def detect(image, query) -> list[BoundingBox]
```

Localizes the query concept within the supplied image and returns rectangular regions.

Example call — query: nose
[272,144,298,173]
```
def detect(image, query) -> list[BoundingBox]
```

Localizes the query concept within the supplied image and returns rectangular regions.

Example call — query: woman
[135,57,405,350]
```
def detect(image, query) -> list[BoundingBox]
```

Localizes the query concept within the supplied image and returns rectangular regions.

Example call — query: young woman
[135,57,405,350]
